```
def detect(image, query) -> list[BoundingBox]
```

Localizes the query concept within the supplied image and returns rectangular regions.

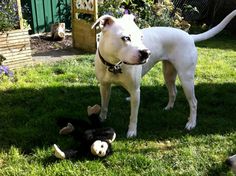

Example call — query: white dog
[92,10,236,138]
[226,154,236,173]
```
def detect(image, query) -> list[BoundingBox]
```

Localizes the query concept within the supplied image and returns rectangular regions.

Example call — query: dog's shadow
[0,82,235,151]
[107,82,236,139]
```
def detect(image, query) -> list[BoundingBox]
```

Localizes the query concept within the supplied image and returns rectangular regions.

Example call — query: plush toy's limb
[59,123,74,135]
[57,117,93,142]
[53,144,79,159]
[108,131,116,143]
[53,144,66,159]
[87,104,103,128]
[85,127,116,144]
[87,104,101,116]
[57,104,102,134]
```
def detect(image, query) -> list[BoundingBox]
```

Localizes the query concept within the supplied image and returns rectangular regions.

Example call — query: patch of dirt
[30,32,81,63]
[30,32,73,55]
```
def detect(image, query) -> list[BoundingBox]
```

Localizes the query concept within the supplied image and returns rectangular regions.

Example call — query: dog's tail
[191,9,236,43]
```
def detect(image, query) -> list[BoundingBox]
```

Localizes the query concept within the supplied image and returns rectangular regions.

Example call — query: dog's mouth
[123,58,148,65]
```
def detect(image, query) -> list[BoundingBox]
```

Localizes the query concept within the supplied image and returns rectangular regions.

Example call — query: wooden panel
[72,19,96,52]
[72,0,98,52]
[1,29,33,69]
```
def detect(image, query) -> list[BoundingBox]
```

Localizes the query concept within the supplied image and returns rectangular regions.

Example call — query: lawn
[0,33,236,175]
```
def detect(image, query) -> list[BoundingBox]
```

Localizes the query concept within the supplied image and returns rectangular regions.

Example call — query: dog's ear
[91,15,116,31]
[122,14,135,22]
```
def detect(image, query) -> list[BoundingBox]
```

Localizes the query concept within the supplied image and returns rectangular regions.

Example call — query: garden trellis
[72,0,98,52]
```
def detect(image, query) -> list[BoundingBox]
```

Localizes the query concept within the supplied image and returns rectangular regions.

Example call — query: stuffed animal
[53,104,116,159]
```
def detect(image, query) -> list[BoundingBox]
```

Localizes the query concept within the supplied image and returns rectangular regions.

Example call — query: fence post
[17,0,24,30]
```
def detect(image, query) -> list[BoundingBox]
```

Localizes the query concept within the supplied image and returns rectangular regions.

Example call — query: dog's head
[226,154,236,173]
[92,14,150,65]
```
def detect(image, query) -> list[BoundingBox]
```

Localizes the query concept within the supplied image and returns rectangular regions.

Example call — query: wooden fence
[21,0,71,34]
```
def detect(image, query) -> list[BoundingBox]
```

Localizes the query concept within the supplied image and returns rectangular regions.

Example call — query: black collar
[98,49,123,74]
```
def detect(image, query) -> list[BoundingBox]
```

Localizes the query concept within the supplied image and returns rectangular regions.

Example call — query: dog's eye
[121,36,131,42]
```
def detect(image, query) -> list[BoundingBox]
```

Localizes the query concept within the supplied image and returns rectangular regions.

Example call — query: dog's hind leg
[162,61,177,110]
[177,70,197,130]
[99,83,111,121]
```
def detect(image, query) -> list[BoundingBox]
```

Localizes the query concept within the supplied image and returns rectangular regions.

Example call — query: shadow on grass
[0,82,235,153]
[0,86,100,153]
[32,48,81,58]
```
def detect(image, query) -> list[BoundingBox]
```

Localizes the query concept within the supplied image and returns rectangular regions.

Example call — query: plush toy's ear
[91,15,116,31]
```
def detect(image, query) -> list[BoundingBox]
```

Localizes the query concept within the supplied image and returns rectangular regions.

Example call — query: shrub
[0,0,19,32]
[98,0,191,31]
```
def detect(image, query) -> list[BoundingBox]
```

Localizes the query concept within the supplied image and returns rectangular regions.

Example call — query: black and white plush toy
[53,104,116,159]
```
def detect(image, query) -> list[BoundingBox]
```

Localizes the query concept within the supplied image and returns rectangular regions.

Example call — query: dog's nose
[139,49,151,60]
[226,158,232,167]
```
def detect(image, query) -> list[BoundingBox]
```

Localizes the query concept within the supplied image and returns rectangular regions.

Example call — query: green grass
[0,33,236,175]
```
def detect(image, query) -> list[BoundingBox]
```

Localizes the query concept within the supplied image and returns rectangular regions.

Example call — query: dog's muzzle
[124,49,151,65]
[140,49,151,62]
[226,158,233,167]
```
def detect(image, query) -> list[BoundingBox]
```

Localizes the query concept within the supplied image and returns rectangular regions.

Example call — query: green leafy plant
[98,0,191,31]
[0,0,30,31]
[0,0,19,32]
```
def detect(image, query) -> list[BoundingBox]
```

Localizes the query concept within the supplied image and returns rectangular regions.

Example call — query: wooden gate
[72,0,98,52]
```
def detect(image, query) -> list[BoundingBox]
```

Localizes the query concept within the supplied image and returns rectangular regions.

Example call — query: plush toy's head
[90,140,111,157]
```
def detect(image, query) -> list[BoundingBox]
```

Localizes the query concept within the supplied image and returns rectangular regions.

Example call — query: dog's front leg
[127,88,140,138]
[99,83,111,121]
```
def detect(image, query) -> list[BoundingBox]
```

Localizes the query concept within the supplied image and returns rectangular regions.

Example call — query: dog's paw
[99,109,108,122]
[185,120,196,130]
[164,105,173,111]
[126,129,137,138]
[125,97,131,101]
[99,114,107,122]
[164,102,174,110]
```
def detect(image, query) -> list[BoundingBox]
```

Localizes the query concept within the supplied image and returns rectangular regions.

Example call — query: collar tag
[108,63,122,74]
